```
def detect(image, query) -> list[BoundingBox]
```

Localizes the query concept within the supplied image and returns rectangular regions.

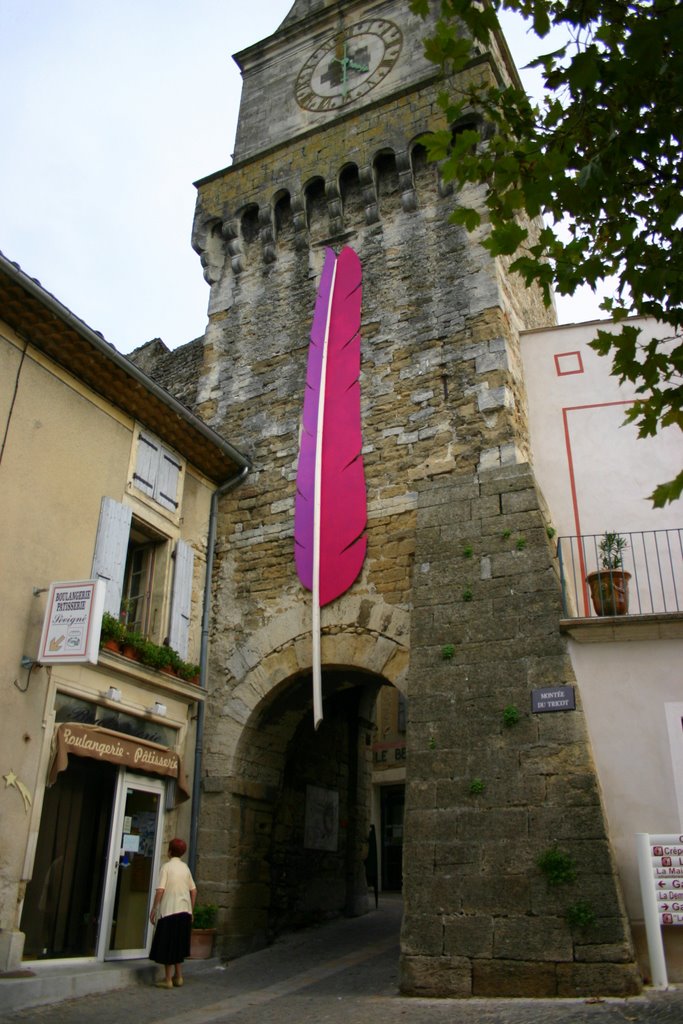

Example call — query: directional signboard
[636,832,683,989]
[649,836,683,925]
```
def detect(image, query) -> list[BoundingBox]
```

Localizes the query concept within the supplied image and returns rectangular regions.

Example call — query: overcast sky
[0,1,605,355]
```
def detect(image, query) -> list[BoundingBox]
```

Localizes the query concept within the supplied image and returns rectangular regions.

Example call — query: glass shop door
[98,773,164,960]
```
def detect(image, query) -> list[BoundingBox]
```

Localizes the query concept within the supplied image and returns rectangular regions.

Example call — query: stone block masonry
[400,464,641,998]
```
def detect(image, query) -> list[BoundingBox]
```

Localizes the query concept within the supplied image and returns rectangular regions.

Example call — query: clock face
[295,19,403,113]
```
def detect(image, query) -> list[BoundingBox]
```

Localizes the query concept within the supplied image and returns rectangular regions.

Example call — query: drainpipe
[189,462,250,873]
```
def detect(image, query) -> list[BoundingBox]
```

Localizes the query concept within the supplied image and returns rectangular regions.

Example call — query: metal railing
[557,529,683,618]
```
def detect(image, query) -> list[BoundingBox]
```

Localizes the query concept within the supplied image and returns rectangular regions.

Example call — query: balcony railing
[557,529,683,619]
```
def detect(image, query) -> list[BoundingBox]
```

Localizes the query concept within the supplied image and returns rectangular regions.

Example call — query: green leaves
[412,0,682,505]
[485,221,528,256]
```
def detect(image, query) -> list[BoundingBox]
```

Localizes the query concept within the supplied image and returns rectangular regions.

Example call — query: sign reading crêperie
[38,580,105,664]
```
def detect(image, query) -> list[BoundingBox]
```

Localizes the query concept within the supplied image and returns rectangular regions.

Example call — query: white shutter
[133,433,159,499]
[156,448,182,512]
[168,539,194,658]
[91,497,132,616]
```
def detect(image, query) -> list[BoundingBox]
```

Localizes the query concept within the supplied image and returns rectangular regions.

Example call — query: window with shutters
[132,430,183,514]
[92,497,195,659]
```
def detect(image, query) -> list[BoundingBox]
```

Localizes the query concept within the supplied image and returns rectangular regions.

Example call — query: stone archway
[199,599,409,957]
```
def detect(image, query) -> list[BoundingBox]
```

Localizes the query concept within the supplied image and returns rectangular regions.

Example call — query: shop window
[54,693,175,746]
[92,497,194,657]
[132,431,183,513]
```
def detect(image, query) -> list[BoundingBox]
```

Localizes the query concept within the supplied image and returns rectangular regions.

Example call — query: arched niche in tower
[304,177,328,244]
[450,113,487,152]
[273,190,295,248]
[410,139,437,199]
[373,150,401,219]
[239,204,261,262]
[339,163,363,232]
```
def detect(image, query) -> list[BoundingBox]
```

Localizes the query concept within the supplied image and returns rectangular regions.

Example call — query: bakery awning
[48,723,189,801]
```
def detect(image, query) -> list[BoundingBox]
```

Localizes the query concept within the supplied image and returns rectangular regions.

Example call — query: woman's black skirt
[149,912,192,965]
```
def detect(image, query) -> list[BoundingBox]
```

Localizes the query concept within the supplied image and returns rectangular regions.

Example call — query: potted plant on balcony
[179,660,201,685]
[586,532,631,616]
[121,629,145,661]
[190,903,218,959]
[100,612,125,652]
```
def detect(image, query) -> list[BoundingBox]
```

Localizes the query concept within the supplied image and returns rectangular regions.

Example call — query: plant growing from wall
[462,544,473,558]
[442,643,455,660]
[515,537,527,551]
[462,585,473,602]
[566,900,596,930]
[537,846,577,886]
[502,705,520,728]
[469,778,486,795]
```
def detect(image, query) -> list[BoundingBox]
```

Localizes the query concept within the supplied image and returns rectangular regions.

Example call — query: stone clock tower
[185,0,641,1000]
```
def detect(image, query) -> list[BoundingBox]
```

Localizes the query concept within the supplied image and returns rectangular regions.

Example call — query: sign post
[634,832,683,990]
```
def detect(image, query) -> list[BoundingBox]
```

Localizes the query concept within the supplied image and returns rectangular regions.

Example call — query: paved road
[2,896,682,1024]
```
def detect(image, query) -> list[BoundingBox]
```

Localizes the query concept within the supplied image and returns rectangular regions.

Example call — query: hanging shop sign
[38,579,105,664]
[48,722,189,799]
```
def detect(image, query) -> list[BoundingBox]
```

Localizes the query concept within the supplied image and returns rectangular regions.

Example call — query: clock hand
[348,60,369,73]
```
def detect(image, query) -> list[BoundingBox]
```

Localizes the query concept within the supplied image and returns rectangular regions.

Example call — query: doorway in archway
[380,784,405,891]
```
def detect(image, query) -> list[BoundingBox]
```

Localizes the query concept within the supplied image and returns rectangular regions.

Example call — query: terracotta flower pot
[190,928,216,959]
[586,570,631,616]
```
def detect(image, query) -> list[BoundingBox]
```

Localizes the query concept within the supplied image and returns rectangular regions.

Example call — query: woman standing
[149,837,197,988]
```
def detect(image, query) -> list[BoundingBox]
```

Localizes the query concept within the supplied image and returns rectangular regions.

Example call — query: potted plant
[190,903,218,959]
[100,612,125,652]
[179,660,201,684]
[138,638,168,671]
[586,532,631,616]
[121,629,145,661]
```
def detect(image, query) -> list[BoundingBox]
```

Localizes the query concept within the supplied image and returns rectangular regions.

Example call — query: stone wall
[400,464,641,997]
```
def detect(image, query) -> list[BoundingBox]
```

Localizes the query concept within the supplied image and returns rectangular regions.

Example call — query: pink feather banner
[295,246,367,726]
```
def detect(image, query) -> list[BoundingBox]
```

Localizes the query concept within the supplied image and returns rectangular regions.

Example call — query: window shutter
[133,433,159,499]
[91,497,132,616]
[168,539,194,659]
[156,448,182,512]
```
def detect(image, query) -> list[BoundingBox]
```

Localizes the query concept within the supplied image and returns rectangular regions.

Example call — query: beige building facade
[0,253,247,971]
[521,318,683,981]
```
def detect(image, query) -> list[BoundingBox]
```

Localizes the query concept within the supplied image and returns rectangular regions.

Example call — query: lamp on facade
[105,686,122,702]
[148,701,167,717]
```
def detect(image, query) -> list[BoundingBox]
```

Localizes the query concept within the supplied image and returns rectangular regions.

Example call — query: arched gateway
[198,602,408,955]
